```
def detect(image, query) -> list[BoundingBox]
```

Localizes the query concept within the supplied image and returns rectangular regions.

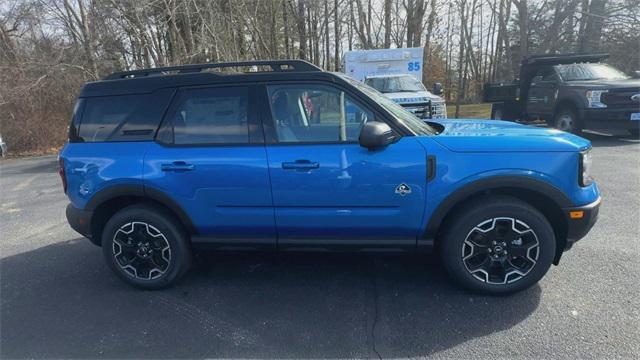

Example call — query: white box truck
[343,47,447,119]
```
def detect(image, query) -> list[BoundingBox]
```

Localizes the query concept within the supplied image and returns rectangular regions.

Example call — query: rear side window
[76,89,174,142]
[165,87,250,145]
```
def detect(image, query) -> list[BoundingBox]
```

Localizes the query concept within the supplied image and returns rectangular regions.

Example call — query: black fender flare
[85,184,197,234]
[422,176,573,243]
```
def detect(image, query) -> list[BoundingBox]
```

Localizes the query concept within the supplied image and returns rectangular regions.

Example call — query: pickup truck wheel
[491,106,503,120]
[554,108,581,134]
[101,204,192,289]
[440,196,555,294]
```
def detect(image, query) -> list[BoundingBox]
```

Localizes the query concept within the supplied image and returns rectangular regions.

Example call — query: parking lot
[1,131,638,359]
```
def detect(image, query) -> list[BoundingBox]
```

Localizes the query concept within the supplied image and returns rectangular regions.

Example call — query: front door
[262,83,427,247]
[144,85,276,247]
[526,67,558,119]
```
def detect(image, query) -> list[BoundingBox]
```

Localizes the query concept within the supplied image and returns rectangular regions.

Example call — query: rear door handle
[161,161,195,172]
[282,160,320,170]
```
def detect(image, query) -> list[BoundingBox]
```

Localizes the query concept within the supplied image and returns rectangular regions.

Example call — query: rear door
[262,82,427,248]
[143,85,276,248]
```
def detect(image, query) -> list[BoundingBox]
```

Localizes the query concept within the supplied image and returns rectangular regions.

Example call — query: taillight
[58,157,68,193]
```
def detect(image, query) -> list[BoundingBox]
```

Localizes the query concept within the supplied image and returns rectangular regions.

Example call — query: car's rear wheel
[101,204,192,289]
[554,107,581,134]
[440,196,555,294]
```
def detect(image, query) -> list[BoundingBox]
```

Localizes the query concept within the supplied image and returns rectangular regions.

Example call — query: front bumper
[66,203,99,246]
[562,197,601,249]
[580,108,640,131]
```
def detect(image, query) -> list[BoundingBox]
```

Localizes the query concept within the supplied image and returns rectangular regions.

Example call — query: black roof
[522,53,609,66]
[80,60,338,97]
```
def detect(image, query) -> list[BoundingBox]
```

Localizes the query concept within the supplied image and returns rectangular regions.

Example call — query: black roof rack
[523,53,609,66]
[104,59,322,80]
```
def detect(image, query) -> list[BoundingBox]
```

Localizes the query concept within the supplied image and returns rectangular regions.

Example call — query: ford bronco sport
[61,60,600,294]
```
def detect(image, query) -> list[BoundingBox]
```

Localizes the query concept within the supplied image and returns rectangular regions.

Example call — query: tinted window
[267,84,373,143]
[532,68,557,83]
[170,87,249,145]
[77,89,174,142]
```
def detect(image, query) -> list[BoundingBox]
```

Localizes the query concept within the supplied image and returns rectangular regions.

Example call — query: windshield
[365,75,426,93]
[339,74,437,136]
[555,63,630,81]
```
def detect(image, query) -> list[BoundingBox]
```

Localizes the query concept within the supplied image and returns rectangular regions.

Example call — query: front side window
[170,87,249,145]
[267,85,373,143]
[340,75,437,136]
[532,68,557,83]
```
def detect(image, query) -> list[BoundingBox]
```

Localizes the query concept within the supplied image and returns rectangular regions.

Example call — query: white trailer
[343,47,424,82]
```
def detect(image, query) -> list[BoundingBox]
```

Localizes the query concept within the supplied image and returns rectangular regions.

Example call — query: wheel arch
[85,185,197,246]
[424,176,571,264]
[554,97,580,118]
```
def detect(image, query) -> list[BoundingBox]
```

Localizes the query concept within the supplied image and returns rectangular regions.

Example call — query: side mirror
[359,122,396,150]
[432,82,443,96]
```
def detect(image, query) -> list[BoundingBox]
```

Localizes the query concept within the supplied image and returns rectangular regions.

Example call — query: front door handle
[282,160,320,170]
[161,161,195,172]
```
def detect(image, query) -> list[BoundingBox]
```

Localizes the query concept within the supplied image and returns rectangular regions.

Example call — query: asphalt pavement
[1,131,638,359]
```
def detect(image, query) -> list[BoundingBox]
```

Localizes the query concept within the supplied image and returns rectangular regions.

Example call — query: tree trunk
[296,0,307,59]
[578,0,607,52]
[334,0,340,70]
[384,0,392,48]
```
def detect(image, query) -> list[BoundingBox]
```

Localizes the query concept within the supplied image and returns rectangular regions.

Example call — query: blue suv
[61,60,600,293]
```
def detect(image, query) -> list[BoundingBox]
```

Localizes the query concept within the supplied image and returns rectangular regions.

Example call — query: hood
[428,119,591,152]
[384,91,444,104]
[565,78,640,89]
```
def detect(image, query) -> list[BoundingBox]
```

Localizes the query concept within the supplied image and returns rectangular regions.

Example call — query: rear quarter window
[76,88,175,142]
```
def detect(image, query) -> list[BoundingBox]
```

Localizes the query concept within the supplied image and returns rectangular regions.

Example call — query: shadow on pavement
[1,239,540,359]
[581,131,639,148]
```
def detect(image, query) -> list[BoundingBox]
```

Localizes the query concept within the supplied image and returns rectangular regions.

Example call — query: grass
[446,103,492,119]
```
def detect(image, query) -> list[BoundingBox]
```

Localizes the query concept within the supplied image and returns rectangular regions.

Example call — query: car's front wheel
[554,107,581,134]
[440,196,556,294]
[101,204,192,289]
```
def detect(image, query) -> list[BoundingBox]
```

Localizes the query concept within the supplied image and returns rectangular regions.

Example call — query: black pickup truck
[484,53,640,136]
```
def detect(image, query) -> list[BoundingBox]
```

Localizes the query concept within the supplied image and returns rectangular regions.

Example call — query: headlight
[585,90,608,108]
[580,150,593,187]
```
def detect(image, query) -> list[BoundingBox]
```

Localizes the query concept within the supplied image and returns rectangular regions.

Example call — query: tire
[101,204,192,289]
[628,129,639,138]
[491,105,503,120]
[439,195,556,294]
[554,107,581,134]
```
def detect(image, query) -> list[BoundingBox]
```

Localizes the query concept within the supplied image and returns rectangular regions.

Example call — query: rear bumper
[580,108,640,130]
[562,197,601,249]
[66,203,99,246]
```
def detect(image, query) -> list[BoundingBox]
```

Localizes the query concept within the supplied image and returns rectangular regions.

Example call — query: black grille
[601,88,640,107]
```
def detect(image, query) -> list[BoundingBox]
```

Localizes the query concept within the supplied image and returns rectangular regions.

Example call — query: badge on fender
[395,183,412,196]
